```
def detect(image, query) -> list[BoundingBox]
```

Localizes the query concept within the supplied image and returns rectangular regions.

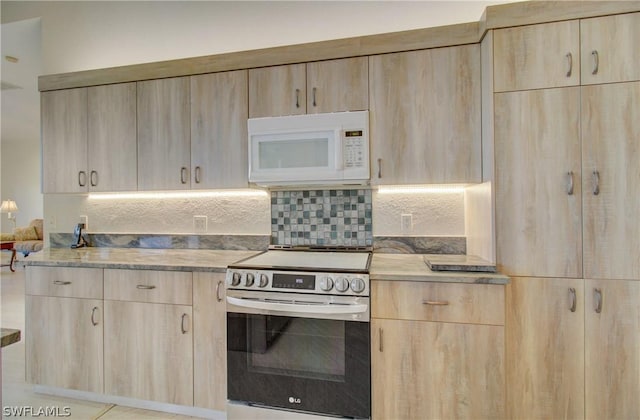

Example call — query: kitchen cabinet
[193,272,227,410]
[248,57,368,118]
[371,281,504,419]
[137,77,191,190]
[103,269,193,405]
[25,266,103,392]
[369,44,481,185]
[191,70,248,189]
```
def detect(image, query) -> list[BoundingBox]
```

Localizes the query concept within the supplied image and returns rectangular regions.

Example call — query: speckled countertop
[1,328,21,348]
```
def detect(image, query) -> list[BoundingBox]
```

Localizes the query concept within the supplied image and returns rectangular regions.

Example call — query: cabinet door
[191,70,248,189]
[87,83,137,192]
[369,45,481,185]
[249,64,306,118]
[585,279,640,420]
[104,300,193,405]
[494,88,582,278]
[581,12,640,85]
[137,77,191,190]
[193,272,227,410]
[582,82,640,279]
[505,277,584,419]
[26,296,103,392]
[372,318,504,419]
[493,20,580,92]
[306,57,368,114]
[41,88,88,193]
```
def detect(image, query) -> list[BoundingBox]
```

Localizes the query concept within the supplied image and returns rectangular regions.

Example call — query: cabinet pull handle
[569,287,577,312]
[295,89,300,108]
[591,50,599,75]
[565,52,573,77]
[312,87,317,107]
[377,158,382,179]
[181,313,189,334]
[78,171,86,187]
[90,170,98,187]
[592,170,600,195]
[136,284,156,290]
[566,171,574,195]
[379,328,383,352]
[423,300,450,306]
[91,307,99,326]
[53,280,72,286]
[216,280,223,302]
[194,166,201,184]
[181,167,188,184]
[594,288,603,314]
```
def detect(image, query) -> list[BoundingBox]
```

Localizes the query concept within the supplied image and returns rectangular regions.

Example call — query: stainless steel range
[226,246,371,420]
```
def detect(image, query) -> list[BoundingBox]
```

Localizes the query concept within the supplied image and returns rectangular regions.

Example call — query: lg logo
[288,397,301,404]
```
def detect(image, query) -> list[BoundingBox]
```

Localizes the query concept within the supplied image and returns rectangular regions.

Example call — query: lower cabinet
[371,281,505,420]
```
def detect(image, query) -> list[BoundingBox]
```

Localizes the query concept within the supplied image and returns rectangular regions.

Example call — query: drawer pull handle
[423,300,450,306]
[78,171,87,187]
[566,171,574,195]
[592,170,600,195]
[377,158,382,179]
[379,327,383,352]
[91,307,99,326]
[594,288,603,314]
[295,89,300,109]
[569,287,577,312]
[194,166,202,184]
[90,170,98,187]
[136,285,156,290]
[312,87,317,107]
[180,167,188,184]
[591,50,599,75]
[181,313,189,334]
[216,280,223,302]
[53,280,72,286]
[565,52,573,77]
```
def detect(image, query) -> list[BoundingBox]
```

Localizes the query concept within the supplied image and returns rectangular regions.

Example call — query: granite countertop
[1,328,21,348]
[370,254,509,284]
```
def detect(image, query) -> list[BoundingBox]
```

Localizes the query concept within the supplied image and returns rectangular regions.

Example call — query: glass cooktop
[230,249,371,273]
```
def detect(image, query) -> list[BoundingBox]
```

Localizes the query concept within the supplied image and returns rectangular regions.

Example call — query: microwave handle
[335,129,344,170]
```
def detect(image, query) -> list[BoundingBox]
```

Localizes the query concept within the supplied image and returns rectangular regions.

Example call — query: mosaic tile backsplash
[271,189,373,246]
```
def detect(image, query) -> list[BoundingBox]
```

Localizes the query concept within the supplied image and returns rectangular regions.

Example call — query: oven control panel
[226,269,369,296]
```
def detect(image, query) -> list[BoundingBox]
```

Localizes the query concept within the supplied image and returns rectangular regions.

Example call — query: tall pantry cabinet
[491,12,640,419]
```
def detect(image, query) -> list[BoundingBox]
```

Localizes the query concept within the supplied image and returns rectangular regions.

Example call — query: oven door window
[227,313,370,418]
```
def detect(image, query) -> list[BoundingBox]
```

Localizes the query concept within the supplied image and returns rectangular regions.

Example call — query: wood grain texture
[465,182,495,263]
[104,300,193,406]
[372,318,504,420]
[87,82,137,192]
[193,272,227,411]
[104,269,192,305]
[582,82,640,280]
[41,88,88,193]
[190,70,248,189]
[137,77,191,190]
[494,88,582,278]
[585,279,640,420]
[248,63,306,118]
[481,30,495,183]
[306,57,368,113]
[26,266,103,299]
[493,20,580,92]
[26,296,103,392]
[505,277,585,420]
[371,280,504,325]
[369,44,481,185]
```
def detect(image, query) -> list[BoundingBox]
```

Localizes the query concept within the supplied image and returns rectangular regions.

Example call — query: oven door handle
[226,296,368,315]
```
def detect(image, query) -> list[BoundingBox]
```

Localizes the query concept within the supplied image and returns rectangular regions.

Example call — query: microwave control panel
[343,130,365,168]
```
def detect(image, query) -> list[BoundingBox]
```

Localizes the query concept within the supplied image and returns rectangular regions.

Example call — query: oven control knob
[350,277,366,294]
[319,276,334,291]
[335,277,350,293]
[231,272,242,286]
[259,274,269,288]
[245,273,255,287]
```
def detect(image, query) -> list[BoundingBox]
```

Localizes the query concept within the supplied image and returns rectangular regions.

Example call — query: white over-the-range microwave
[248,111,369,186]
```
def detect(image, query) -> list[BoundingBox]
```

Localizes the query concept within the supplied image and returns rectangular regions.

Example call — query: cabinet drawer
[372,281,504,325]
[104,269,192,305]
[26,266,103,299]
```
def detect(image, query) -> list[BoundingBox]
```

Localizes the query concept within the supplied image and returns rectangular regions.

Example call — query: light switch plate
[194,215,207,233]
[401,213,412,233]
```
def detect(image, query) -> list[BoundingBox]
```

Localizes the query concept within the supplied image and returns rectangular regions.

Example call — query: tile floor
[1,260,202,419]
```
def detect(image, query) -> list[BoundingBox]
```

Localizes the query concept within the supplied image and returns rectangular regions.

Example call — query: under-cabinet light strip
[377,185,466,194]
[88,190,269,200]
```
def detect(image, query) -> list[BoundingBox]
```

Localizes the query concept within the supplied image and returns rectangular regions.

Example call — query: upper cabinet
[369,44,481,185]
[191,70,249,189]
[248,57,368,118]
[493,20,580,92]
[137,77,191,191]
[580,12,640,85]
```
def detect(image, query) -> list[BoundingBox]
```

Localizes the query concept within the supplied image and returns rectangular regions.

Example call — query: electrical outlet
[47,217,57,230]
[80,215,88,230]
[401,213,412,233]
[194,215,207,233]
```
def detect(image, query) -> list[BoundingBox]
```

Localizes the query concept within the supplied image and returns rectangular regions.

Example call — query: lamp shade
[0,200,18,213]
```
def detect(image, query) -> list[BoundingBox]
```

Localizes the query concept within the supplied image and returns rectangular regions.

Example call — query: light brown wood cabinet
[371,281,505,420]
[249,57,368,118]
[369,44,481,185]
[25,266,104,392]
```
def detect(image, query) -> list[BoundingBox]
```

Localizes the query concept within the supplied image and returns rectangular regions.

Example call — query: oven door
[227,290,370,419]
